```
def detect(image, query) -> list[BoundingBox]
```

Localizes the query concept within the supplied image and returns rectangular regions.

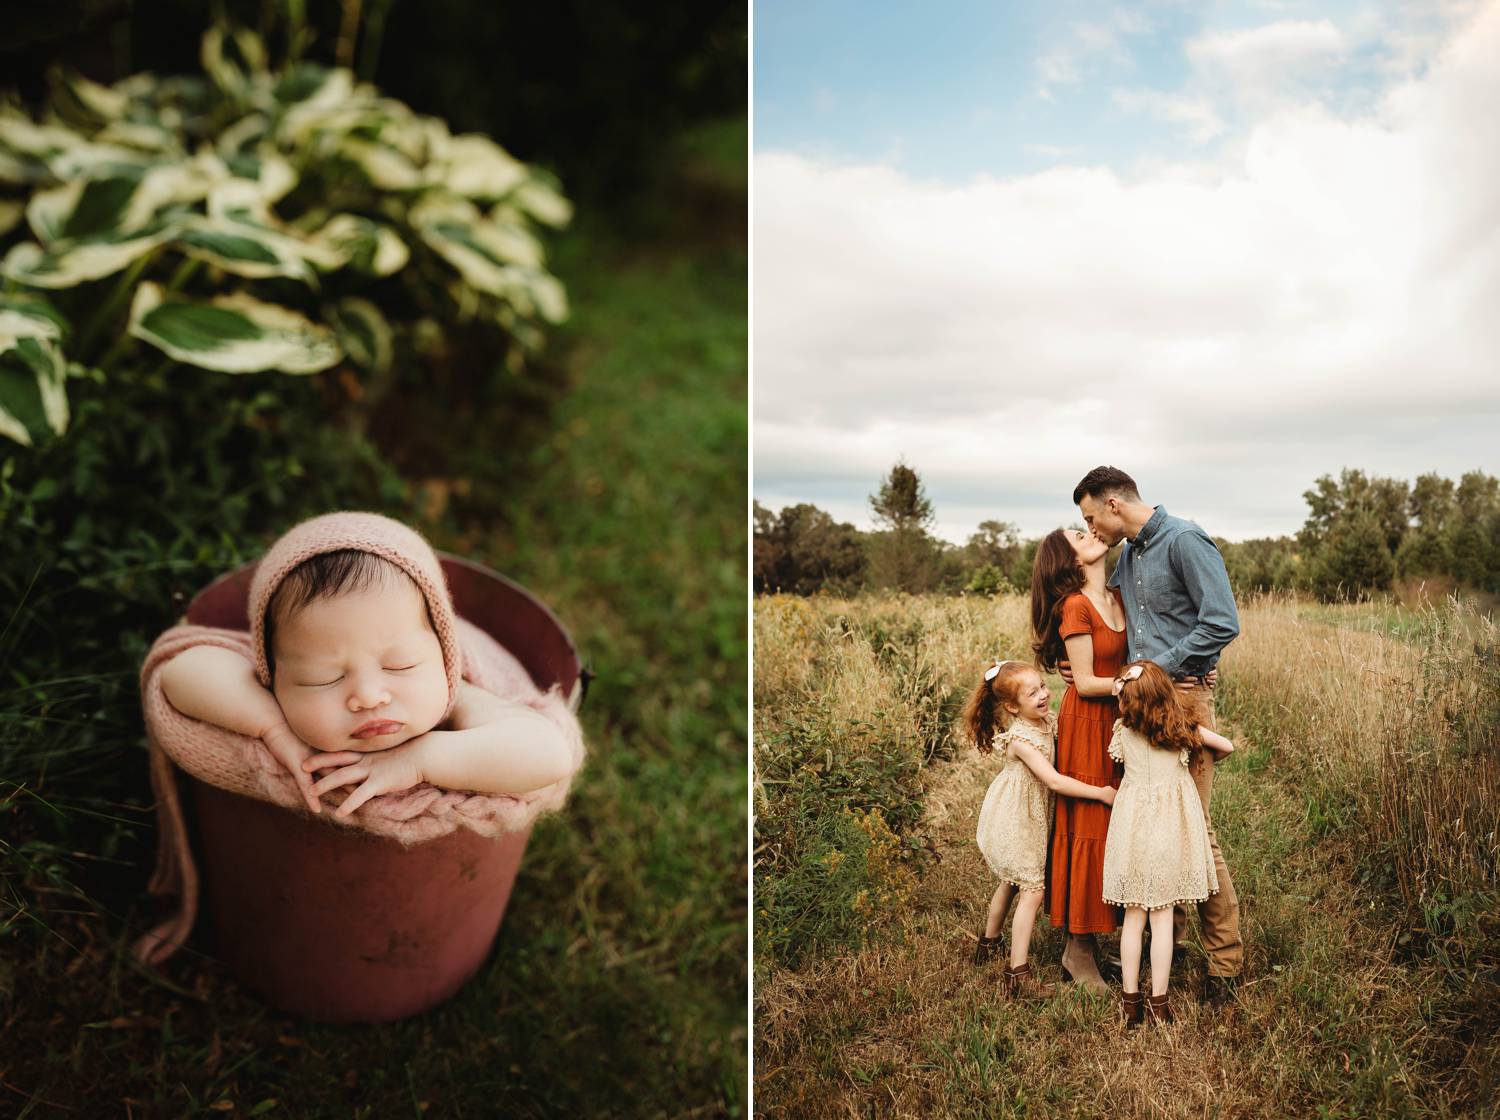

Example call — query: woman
[1030,527,1127,994]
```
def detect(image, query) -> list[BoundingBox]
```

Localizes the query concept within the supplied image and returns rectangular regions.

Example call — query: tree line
[753,464,1500,601]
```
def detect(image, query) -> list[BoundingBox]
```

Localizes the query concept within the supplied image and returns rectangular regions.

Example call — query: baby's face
[270,570,448,753]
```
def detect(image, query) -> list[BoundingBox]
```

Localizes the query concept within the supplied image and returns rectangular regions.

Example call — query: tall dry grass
[754,591,1500,1118]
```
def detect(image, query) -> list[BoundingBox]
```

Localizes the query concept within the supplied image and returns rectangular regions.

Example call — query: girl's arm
[1061,633,1116,697]
[1009,738,1116,805]
[159,646,323,813]
[1199,726,1234,757]
[306,695,575,817]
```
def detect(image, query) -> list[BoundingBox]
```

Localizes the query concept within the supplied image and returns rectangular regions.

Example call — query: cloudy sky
[753,0,1500,543]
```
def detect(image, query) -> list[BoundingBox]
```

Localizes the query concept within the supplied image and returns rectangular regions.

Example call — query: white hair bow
[1112,663,1145,695]
[984,659,1018,682]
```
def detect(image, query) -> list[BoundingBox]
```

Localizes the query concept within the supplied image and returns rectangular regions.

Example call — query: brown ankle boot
[1121,990,1144,1030]
[973,932,1003,965]
[1147,993,1173,1025]
[1002,962,1056,1000]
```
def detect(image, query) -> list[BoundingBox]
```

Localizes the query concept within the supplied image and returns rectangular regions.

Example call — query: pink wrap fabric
[134,512,586,966]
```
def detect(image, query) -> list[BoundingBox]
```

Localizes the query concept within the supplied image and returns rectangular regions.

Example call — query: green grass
[1,119,746,1117]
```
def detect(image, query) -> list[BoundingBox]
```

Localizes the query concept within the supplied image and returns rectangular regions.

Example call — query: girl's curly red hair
[1115,660,1200,754]
[963,660,1035,754]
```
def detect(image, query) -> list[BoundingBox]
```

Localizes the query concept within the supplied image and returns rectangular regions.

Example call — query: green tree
[1299,469,1410,554]
[752,500,866,595]
[1310,512,1394,601]
[866,462,939,592]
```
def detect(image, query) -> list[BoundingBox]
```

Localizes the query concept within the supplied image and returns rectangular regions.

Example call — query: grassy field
[2,119,746,1117]
[753,591,1500,1119]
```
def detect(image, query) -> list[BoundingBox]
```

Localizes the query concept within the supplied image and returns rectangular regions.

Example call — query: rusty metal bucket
[180,551,582,1022]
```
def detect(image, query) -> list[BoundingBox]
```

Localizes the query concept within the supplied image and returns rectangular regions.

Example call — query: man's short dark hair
[1073,466,1141,506]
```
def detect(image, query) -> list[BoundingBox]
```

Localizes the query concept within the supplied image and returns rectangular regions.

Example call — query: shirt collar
[1132,505,1167,548]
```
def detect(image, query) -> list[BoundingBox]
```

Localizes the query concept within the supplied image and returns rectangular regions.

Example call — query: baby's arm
[306,682,574,817]
[417,681,573,793]
[1009,738,1116,805]
[159,646,323,813]
[1199,726,1234,757]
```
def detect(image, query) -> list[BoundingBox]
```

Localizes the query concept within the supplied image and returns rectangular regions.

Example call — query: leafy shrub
[0,20,571,446]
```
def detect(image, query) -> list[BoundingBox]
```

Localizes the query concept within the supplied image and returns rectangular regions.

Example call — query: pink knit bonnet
[247,511,464,721]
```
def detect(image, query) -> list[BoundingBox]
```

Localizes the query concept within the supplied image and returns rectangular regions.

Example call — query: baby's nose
[347,674,391,709]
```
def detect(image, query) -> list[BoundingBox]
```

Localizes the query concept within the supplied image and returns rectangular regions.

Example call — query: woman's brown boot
[1147,993,1174,1025]
[1002,962,1056,1000]
[1121,990,1144,1030]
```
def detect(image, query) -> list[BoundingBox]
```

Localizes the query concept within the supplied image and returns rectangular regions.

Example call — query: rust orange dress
[1047,589,1128,935]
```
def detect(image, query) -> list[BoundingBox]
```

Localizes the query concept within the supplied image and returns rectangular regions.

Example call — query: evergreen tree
[867,462,939,592]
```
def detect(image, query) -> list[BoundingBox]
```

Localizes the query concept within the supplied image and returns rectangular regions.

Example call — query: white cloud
[754,4,1500,542]
[1186,19,1347,107]
[1112,89,1227,143]
[1035,9,1152,100]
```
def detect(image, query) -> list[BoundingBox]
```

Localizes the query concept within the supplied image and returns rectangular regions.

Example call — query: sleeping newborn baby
[160,534,574,818]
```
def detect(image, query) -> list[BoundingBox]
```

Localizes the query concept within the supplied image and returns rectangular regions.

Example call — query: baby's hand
[303,741,426,818]
[262,721,324,815]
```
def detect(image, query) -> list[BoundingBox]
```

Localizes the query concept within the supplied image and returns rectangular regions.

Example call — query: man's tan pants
[1172,686,1244,978]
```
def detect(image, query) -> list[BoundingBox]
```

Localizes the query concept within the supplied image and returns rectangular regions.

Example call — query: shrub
[0,19,571,447]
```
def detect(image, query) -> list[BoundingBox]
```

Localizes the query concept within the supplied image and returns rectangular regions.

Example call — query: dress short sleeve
[1107,719,1125,764]
[1059,594,1092,640]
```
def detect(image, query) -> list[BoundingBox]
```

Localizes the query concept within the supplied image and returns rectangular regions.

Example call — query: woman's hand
[303,737,430,818]
[262,721,324,815]
[1096,785,1116,807]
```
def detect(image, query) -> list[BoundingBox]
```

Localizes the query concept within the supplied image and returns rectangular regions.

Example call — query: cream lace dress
[1101,721,1218,910]
[975,713,1056,892]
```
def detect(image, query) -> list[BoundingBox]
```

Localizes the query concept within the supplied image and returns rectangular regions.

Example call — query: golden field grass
[753,592,1500,1119]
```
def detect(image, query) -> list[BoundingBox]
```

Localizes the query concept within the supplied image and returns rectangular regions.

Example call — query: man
[1070,465,1243,1005]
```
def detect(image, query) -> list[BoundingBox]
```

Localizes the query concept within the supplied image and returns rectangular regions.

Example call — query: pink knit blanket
[135,617,584,965]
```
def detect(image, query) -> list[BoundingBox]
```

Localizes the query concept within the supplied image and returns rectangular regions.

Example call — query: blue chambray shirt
[1107,506,1240,678]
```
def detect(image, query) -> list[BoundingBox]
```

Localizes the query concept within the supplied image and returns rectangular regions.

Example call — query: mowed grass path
[755,597,1497,1119]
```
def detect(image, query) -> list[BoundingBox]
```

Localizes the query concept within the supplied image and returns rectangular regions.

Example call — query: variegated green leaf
[49,66,130,130]
[0,334,69,445]
[512,178,573,228]
[46,142,156,182]
[0,112,84,161]
[0,294,69,340]
[28,156,223,246]
[95,120,182,155]
[411,195,547,298]
[2,218,177,288]
[215,147,296,206]
[27,176,139,244]
[338,136,423,190]
[304,213,409,275]
[440,134,527,200]
[127,281,341,373]
[201,25,269,96]
[0,199,23,236]
[174,214,316,281]
[325,296,393,376]
[276,70,360,143]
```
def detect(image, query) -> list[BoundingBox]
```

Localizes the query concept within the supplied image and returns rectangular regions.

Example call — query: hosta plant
[0,23,572,447]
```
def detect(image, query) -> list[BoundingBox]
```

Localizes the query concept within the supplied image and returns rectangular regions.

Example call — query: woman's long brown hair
[1116,660,1201,754]
[1030,529,1084,672]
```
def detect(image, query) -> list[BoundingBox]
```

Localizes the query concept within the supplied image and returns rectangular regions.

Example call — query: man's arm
[1156,530,1240,677]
